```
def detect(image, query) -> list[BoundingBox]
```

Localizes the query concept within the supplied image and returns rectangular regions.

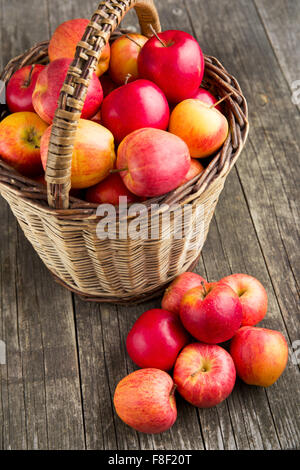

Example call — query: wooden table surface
[0,0,299,450]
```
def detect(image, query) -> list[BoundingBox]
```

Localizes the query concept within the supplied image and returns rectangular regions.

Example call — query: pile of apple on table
[115,272,288,434]
[0,18,228,202]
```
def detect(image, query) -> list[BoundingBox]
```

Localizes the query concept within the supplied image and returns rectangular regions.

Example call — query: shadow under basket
[0,0,249,304]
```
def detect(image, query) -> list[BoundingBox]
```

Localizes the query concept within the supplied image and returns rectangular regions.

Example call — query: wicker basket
[0,0,248,303]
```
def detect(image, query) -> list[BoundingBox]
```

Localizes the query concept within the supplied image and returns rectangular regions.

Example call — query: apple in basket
[190,87,222,112]
[230,326,288,387]
[32,58,103,124]
[181,159,204,185]
[40,119,116,189]
[169,99,229,158]
[109,33,148,85]
[48,18,110,77]
[116,128,191,197]
[173,343,236,408]
[114,368,177,434]
[85,173,138,205]
[0,112,48,176]
[101,79,170,143]
[6,64,45,113]
[138,29,204,103]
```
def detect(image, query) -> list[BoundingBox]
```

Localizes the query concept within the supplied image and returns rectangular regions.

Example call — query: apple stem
[124,73,132,85]
[210,91,233,109]
[201,280,208,296]
[149,24,167,47]
[24,64,35,87]
[125,34,142,48]
[110,167,128,174]
[170,383,177,396]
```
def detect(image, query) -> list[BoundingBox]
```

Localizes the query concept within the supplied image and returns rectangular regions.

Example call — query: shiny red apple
[180,282,242,343]
[6,64,45,113]
[174,343,236,407]
[138,29,204,103]
[101,79,169,143]
[219,274,268,326]
[126,308,190,371]
[117,128,190,197]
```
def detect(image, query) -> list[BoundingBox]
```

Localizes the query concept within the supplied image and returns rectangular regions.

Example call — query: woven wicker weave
[0,0,249,303]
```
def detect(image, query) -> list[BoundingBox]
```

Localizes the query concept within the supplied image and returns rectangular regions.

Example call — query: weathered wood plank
[0,0,85,450]
[254,0,300,99]
[185,0,300,449]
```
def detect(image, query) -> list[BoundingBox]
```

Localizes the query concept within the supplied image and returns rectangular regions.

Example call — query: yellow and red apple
[114,368,177,434]
[40,119,116,189]
[48,18,110,77]
[169,99,228,158]
[117,128,191,197]
[181,159,204,185]
[109,33,148,85]
[0,112,48,176]
[230,326,288,387]
[32,58,103,124]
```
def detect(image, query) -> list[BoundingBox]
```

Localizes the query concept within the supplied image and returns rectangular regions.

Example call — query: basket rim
[0,32,249,221]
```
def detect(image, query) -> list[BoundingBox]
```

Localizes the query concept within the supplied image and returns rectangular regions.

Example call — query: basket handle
[45,0,161,209]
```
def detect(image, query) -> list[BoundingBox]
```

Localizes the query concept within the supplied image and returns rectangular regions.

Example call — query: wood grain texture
[0,0,299,450]
[254,0,300,97]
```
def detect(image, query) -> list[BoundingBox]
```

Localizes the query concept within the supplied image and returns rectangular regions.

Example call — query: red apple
[169,99,229,158]
[162,272,207,315]
[230,326,288,387]
[190,87,222,112]
[219,274,268,326]
[32,58,103,124]
[173,343,236,407]
[100,74,118,97]
[85,172,138,205]
[0,112,48,176]
[117,128,191,197]
[48,18,110,77]
[114,368,177,434]
[6,64,45,113]
[181,159,204,185]
[126,309,190,371]
[138,29,204,103]
[180,282,242,344]
[40,119,116,189]
[90,109,101,125]
[109,33,148,85]
[101,79,170,143]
